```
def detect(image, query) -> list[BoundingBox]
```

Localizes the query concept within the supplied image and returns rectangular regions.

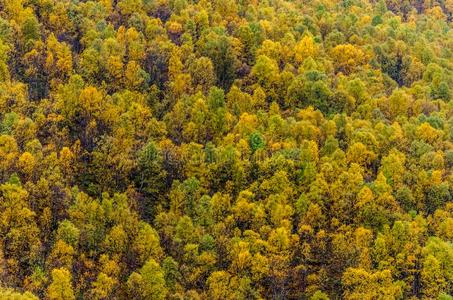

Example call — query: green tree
[127,259,168,300]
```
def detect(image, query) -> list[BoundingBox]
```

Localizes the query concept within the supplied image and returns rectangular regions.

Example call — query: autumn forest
[0,0,452,299]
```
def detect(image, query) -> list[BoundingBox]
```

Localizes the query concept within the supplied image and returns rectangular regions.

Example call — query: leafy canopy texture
[0,0,452,299]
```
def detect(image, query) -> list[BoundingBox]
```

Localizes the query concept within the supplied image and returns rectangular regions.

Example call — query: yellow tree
[331,44,367,74]
[0,288,38,300]
[294,35,318,64]
[46,268,75,300]
[342,268,403,299]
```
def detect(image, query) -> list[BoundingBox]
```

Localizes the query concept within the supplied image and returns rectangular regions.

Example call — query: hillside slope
[0,0,452,299]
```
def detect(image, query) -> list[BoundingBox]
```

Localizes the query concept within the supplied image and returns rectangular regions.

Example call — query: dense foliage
[0,0,452,299]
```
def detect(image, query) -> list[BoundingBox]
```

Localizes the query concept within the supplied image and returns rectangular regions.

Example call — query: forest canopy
[0,0,452,299]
